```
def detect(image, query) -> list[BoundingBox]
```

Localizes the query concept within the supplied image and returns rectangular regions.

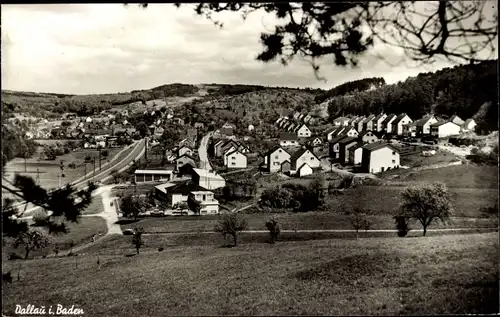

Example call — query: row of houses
[212,138,250,169]
[331,113,477,138]
[263,145,322,177]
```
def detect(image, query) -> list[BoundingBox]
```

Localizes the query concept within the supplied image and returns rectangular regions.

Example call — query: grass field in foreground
[3,233,498,315]
[120,212,498,234]
[2,216,107,260]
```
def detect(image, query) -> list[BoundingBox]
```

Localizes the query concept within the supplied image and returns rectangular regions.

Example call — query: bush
[265,216,280,243]
[394,216,411,237]
[158,247,164,252]
[8,252,23,260]
[32,210,49,227]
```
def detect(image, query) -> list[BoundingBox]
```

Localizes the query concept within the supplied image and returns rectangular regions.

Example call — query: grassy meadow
[3,232,498,315]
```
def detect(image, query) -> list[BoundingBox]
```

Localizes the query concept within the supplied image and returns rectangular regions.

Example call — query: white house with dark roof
[381,114,397,133]
[363,114,376,131]
[391,114,413,135]
[373,113,388,132]
[295,124,312,138]
[449,115,464,126]
[333,117,350,127]
[264,146,291,173]
[361,142,400,174]
[415,114,438,136]
[462,118,477,132]
[224,149,247,169]
[430,121,461,138]
[348,142,364,165]
[290,147,321,176]
[191,168,226,190]
[280,132,299,147]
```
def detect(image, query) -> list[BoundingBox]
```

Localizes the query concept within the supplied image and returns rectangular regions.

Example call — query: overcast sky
[1,3,497,95]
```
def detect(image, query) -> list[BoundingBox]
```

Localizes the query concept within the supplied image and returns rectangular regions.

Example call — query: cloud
[1,3,496,94]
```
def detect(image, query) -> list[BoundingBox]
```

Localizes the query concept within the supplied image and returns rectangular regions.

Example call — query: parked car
[421,136,438,144]
[423,140,438,145]
[123,229,135,235]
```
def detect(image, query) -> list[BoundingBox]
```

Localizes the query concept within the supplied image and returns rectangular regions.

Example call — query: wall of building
[368,147,400,173]
[268,149,291,172]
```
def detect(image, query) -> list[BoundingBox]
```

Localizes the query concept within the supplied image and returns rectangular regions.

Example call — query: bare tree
[265,215,280,243]
[349,207,367,240]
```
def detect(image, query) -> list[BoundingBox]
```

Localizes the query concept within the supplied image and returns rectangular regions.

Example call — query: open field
[2,216,107,260]
[381,164,498,189]
[3,147,126,191]
[3,232,498,315]
[399,146,460,167]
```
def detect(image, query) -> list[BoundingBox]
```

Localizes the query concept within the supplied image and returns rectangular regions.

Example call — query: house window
[231,162,236,166]
[275,155,279,159]
[392,151,396,155]
[311,157,315,160]
[231,156,236,160]
[278,149,282,152]
[392,160,396,163]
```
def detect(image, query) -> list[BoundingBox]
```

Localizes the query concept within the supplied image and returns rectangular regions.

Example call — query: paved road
[198,131,213,170]
[13,139,146,217]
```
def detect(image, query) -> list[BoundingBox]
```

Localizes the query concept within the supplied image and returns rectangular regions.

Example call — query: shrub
[158,247,164,252]
[265,216,280,243]
[394,216,411,237]
[32,210,49,227]
[214,213,248,247]
[8,252,23,260]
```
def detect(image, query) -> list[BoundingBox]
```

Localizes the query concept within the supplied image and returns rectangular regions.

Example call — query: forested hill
[315,77,386,104]
[326,60,498,133]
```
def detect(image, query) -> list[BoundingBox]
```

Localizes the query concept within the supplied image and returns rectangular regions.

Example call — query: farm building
[134,169,174,183]
[430,121,461,138]
[361,142,400,174]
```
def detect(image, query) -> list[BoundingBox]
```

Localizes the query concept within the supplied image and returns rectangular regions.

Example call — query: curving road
[11,139,146,216]
[198,131,213,171]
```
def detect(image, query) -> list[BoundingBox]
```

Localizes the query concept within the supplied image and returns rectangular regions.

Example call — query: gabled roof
[192,168,225,181]
[348,141,365,152]
[449,115,463,123]
[266,145,291,157]
[214,139,225,147]
[175,153,196,161]
[280,132,298,141]
[347,116,359,124]
[333,127,347,137]
[391,113,410,125]
[382,114,397,125]
[338,136,358,145]
[169,182,208,195]
[464,118,475,125]
[352,116,366,125]
[364,114,376,122]
[330,134,350,145]
[295,123,309,131]
[290,147,320,163]
[359,130,376,138]
[280,159,291,166]
[373,113,386,121]
[362,141,400,152]
[415,114,435,126]
[297,162,312,171]
[226,149,247,157]
[325,126,339,135]
[430,121,461,127]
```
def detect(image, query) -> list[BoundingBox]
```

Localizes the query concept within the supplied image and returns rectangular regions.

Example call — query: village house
[224,149,248,169]
[462,118,477,132]
[177,145,194,158]
[338,137,359,164]
[214,140,239,157]
[373,113,388,132]
[297,163,313,177]
[352,116,365,128]
[175,154,197,171]
[280,160,291,173]
[248,124,255,132]
[289,147,321,176]
[347,116,359,126]
[188,190,220,215]
[381,114,397,133]
[287,122,297,132]
[264,146,292,173]
[361,142,400,174]
[359,130,379,144]
[307,136,323,147]
[348,142,364,165]
[295,124,312,138]
[403,122,418,137]
[449,115,465,126]
[333,117,350,127]
[430,121,461,138]
[357,117,368,132]
[134,169,174,183]
[329,134,350,159]
[279,132,300,147]
[391,113,413,135]
[303,114,313,124]
[415,114,438,136]
[325,127,342,141]
[191,168,226,190]
[275,116,286,126]
[341,126,359,138]
[363,114,376,131]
